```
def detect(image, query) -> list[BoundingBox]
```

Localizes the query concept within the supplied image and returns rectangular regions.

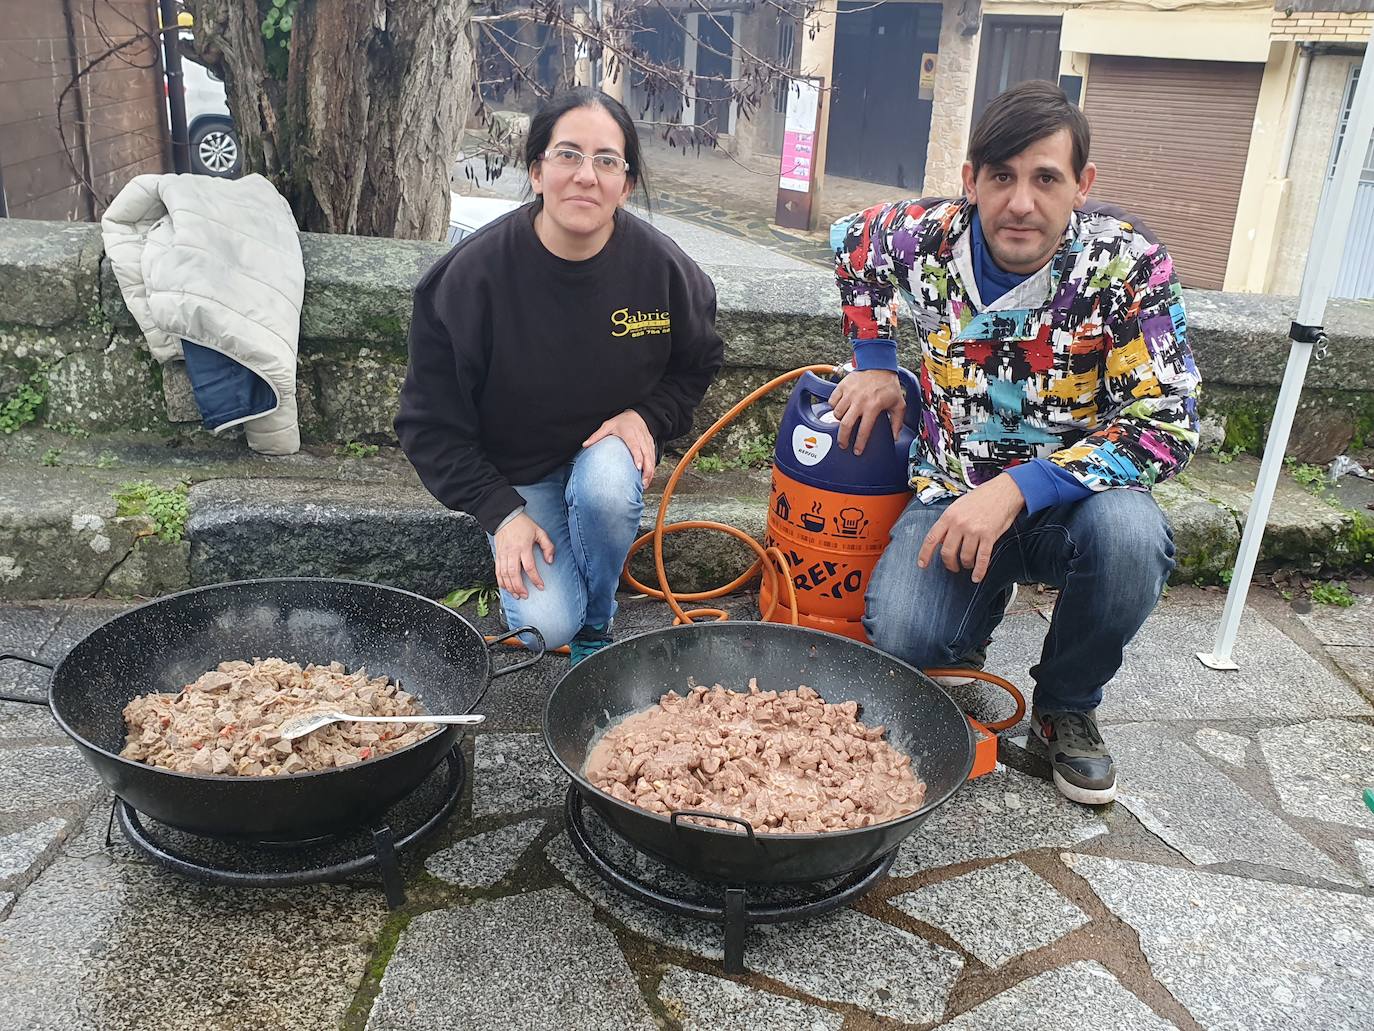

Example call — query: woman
[396,89,725,663]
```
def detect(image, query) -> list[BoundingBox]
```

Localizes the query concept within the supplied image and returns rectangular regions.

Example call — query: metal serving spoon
[279,710,485,742]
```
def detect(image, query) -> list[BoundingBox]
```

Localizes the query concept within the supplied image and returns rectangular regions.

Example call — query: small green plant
[442,583,498,618]
[336,440,380,460]
[1220,568,1233,585]
[694,455,727,473]
[260,0,298,78]
[1311,580,1356,608]
[1288,462,1327,494]
[40,448,62,467]
[0,373,45,433]
[95,451,119,469]
[1209,444,1241,465]
[113,481,190,543]
[736,433,776,468]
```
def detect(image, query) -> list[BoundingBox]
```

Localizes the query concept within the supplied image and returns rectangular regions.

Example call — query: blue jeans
[863,488,1175,712]
[488,437,645,649]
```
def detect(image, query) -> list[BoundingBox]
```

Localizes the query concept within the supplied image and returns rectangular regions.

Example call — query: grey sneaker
[1029,707,1117,805]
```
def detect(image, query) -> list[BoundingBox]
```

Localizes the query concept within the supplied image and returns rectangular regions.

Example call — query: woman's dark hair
[967,80,1091,180]
[524,88,651,212]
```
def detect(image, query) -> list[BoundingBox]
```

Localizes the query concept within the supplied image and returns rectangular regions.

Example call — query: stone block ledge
[0,434,1365,602]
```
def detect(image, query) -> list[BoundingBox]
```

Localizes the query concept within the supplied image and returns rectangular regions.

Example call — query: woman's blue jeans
[488,437,644,649]
[863,488,1176,712]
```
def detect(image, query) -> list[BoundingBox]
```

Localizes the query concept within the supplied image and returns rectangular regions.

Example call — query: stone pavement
[0,586,1372,1030]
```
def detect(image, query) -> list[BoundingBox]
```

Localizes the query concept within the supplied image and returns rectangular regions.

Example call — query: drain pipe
[1279,43,1314,178]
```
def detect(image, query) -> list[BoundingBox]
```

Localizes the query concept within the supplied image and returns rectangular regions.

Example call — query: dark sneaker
[1029,707,1117,805]
[568,622,612,666]
[932,585,1017,687]
[931,640,988,687]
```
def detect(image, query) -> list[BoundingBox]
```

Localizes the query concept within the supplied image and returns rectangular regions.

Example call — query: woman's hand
[493,512,555,599]
[583,409,656,488]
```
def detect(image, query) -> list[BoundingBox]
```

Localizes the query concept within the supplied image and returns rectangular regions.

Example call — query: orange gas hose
[491,363,1027,731]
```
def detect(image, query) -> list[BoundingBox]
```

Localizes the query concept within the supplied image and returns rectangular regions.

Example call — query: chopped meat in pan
[120,658,435,776]
[584,679,925,833]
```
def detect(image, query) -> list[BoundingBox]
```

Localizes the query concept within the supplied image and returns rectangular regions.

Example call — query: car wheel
[188,118,242,178]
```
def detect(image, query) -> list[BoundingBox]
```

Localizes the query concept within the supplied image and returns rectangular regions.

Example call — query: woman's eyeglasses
[541,148,630,177]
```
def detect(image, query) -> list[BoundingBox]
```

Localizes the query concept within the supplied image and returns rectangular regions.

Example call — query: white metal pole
[1199,32,1374,671]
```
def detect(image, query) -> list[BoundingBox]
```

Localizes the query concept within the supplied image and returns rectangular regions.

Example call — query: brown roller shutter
[1083,56,1263,290]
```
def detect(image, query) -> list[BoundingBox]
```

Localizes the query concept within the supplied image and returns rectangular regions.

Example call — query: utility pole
[159,0,191,173]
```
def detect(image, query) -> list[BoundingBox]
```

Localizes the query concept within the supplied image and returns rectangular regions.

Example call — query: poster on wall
[776,76,824,230]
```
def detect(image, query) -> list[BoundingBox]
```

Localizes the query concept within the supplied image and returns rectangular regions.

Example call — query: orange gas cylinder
[759,370,919,641]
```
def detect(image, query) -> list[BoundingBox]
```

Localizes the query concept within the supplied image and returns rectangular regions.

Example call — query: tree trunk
[188,0,473,241]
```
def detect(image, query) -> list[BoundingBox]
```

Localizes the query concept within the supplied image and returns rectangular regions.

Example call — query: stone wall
[922,0,982,197]
[2,217,1374,462]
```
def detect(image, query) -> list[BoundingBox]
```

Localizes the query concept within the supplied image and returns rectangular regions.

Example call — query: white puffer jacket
[101,173,304,455]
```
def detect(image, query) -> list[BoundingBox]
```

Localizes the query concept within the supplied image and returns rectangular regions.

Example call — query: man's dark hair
[967,80,1091,179]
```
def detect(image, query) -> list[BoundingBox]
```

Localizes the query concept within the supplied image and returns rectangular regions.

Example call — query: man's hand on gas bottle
[918,474,1026,584]
[830,370,906,456]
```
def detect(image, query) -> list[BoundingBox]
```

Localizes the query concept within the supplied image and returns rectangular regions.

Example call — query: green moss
[1329,511,1374,570]
[1221,406,1264,455]
[1354,395,1374,449]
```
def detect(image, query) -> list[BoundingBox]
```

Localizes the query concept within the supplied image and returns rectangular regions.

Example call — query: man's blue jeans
[488,437,644,649]
[863,488,1175,712]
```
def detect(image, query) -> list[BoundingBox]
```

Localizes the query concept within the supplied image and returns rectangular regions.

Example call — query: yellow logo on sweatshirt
[611,308,671,338]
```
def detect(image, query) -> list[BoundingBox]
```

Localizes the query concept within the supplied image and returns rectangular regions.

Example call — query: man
[829,80,1200,804]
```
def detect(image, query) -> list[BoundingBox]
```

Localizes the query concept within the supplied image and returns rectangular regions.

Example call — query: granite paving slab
[0,816,67,888]
[888,860,1089,968]
[1257,719,1374,830]
[987,605,1372,722]
[0,699,63,741]
[1356,839,1374,885]
[45,602,129,650]
[1110,724,1354,884]
[1294,594,1374,646]
[1065,854,1374,1031]
[424,817,544,889]
[0,604,63,702]
[1329,646,1374,695]
[0,813,388,1031]
[657,966,844,1031]
[889,764,1108,876]
[0,745,101,817]
[1193,727,1250,766]
[365,888,657,1031]
[545,833,964,1024]
[471,732,566,817]
[939,961,1180,1030]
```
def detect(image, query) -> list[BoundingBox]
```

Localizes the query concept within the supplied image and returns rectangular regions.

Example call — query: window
[1328,65,1374,184]
[774,19,796,113]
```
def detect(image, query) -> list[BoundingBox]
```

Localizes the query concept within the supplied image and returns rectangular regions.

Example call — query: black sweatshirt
[395,203,725,534]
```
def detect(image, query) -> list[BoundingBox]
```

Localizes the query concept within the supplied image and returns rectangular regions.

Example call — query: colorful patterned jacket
[832,198,1201,505]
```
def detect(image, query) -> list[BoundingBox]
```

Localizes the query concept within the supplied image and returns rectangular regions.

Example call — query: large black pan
[545,622,974,884]
[0,578,544,841]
